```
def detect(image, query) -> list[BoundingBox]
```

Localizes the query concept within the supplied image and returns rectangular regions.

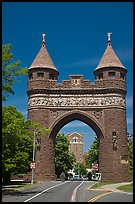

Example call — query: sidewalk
[93,182,132,193]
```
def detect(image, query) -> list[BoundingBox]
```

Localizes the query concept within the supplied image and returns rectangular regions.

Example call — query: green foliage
[2,106,33,184]
[85,135,99,168]
[26,119,48,139]
[90,181,119,189]
[55,133,76,178]
[26,119,49,155]
[117,184,133,192]
[2,44,28,101]
[74,163,87,176]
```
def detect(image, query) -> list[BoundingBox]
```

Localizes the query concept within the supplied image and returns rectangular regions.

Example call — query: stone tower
[27,33,130,182]
[67,132,84,163]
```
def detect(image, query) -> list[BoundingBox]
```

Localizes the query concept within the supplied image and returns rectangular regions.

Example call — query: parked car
[91,173,101,181]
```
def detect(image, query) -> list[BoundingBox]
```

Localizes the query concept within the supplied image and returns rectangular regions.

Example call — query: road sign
[92,163,98,170]
[30,162,36,169]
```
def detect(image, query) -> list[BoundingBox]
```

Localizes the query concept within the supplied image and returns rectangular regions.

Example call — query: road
[2,180,133,202]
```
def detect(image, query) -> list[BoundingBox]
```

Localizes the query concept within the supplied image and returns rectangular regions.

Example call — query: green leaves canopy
[55,133,75,178]
[2,44,28,101]
[2,106,33,183]
[85,136,99,168]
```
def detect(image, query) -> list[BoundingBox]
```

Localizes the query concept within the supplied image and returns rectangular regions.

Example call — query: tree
[74,163,87,176]
[2,44,28,101]
[26,119,49,153]
[55,133,76,179]
[2,106,32,184]
[85,135,99,168]
[2,106,47,184]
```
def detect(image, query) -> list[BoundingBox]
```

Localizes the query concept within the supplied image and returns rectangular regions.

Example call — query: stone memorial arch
[27,33,130,182]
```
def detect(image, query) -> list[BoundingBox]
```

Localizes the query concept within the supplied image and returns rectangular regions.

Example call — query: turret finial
[42,33,46,46]
[107,32,112,42]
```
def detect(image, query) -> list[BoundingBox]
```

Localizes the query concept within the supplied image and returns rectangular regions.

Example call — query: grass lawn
[90,181,118,189]
[90,181,133,192]
[117,184,133,192]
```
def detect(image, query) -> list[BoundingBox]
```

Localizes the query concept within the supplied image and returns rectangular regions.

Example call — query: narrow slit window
[108,72,115,77]
[37,72,44,78]
[98,73,103,79]
[29,73,33,80]
[120,73,125,79]
[49,74,54,80]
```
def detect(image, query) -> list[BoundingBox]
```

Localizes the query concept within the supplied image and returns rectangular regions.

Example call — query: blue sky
[2,2,133,152]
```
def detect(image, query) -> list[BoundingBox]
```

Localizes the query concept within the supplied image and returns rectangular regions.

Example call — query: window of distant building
[73,137,78,143]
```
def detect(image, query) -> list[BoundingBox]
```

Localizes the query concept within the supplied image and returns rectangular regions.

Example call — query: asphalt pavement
[2,181,133,202]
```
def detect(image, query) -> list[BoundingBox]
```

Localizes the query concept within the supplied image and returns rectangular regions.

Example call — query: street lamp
[31,130,36,184]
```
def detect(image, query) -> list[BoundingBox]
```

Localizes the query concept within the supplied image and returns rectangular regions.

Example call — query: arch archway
[27,36,130,182]
[50,110,104,140]
[50,110,103,180]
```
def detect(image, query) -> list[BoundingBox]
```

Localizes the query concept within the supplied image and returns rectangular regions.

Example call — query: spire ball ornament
[42,33,46,46]
[107,32,112,42]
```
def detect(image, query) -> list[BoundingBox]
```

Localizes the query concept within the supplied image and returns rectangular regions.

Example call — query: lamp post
[31,130,36,184]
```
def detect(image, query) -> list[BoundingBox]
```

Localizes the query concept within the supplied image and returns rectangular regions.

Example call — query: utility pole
[31,130,36,184]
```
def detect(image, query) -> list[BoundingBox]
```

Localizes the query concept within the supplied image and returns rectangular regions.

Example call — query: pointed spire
[94,33,126,71]
[29,33,58,72]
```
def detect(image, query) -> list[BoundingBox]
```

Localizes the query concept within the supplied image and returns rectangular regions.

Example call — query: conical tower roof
[94,33,126,72]
[29,33,58,72]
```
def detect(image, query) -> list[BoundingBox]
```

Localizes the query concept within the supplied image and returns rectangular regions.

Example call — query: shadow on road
[2,189,41,196]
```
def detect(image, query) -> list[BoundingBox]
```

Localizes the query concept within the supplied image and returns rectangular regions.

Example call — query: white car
[92,173,101,181]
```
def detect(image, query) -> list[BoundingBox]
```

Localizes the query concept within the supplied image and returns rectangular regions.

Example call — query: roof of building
[67,132,83,138]
[29,34,58,72]
[94,33,126,72]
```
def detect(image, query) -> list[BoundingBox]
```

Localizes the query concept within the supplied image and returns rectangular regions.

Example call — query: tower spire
[94,32,126,72]
[29,33,59,72]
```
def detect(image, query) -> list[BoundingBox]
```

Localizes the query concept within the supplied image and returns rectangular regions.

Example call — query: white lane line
[70,180,84,202]
[24,181,69,202]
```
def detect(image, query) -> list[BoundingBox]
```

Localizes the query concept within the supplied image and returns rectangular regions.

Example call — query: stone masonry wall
[99,108,130,182]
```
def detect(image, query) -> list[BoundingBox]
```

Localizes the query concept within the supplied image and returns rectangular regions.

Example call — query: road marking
[24,181,69,202]
[70,180,84,202]
[88,191,112,202]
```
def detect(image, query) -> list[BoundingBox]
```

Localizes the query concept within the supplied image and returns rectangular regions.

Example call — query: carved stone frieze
[28,96,126,108]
